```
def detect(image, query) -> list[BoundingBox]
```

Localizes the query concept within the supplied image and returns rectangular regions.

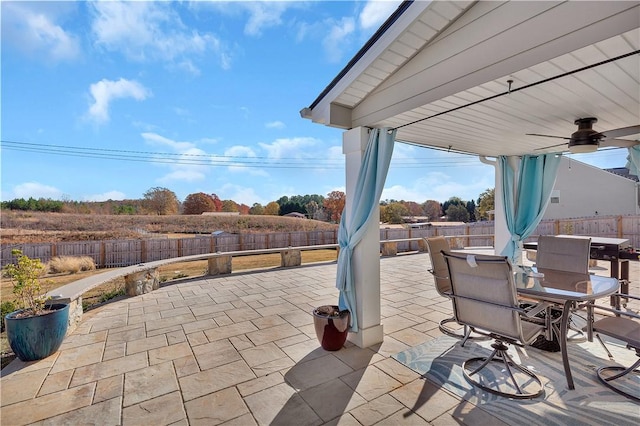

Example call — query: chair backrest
[441,251,523,342]
[425,236,451,295]
[536,235,591,274]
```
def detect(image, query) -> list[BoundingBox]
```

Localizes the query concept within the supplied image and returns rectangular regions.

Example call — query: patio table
[513,266,619,390]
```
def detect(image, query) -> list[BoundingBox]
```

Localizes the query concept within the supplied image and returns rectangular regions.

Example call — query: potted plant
[3,249,69,362]
[312,305,350,351]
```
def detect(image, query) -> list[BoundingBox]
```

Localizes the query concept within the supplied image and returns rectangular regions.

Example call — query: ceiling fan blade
[601,125,640,139]
[599,138,640,148]
[534,141,569,151]
[526,133,571,140]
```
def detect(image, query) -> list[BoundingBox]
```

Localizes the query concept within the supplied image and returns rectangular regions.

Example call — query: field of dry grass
[0,210,337,244]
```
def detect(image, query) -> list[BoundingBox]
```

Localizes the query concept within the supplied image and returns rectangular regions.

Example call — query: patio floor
[1,252,638,425]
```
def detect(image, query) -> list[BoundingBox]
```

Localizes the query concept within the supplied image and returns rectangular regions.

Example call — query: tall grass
[47,256,96,274]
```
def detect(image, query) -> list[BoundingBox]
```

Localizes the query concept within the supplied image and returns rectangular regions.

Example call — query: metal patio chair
[583,293,640,401]
[425,236,487,342]
[536,235,593,342]
[442,250,546,399]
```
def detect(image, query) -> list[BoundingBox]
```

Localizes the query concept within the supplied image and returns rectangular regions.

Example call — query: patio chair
[535,235,591,274]
[442,250,546,399]
[425,237,488,341]
[582,293,640,401]
[535,235,592,342]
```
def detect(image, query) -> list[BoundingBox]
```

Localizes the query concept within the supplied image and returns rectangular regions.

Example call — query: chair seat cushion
[593,317,640,349]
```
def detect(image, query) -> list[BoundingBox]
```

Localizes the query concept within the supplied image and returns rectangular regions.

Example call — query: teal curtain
[626,146,640,177]
[336,128,396,332]
[499,154,562,262]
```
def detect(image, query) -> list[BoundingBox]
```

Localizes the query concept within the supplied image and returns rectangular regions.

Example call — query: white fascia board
[351,1,640,128]
[308,0,435,128]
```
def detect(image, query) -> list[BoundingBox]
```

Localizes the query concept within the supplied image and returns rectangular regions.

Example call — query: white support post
[342,127,384,348]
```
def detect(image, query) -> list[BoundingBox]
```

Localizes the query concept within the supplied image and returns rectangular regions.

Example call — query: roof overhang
[302,0,640,157]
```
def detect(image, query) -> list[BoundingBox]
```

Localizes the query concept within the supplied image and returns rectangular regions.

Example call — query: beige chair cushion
[593,316,640,349]
[426,236,451,295]
[536,235,591,274]
[443,251,543,344]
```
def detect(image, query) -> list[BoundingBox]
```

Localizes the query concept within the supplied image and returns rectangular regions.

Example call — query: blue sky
[1,1,631,206]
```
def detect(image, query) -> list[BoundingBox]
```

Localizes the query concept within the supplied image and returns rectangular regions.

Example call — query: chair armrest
[610,292,640,301]
[578,302,640,321]
[522,301,553,318]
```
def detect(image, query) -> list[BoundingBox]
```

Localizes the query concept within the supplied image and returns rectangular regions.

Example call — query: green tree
[446,204,470,222]
[380,202,409,224]
[442,196,464,214]
[143,187,179,215]
[249,203,265,215]
[465,199,477,222]
[476,188,495,220]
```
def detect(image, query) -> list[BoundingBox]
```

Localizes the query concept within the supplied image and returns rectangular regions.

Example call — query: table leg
[559,300,574,390]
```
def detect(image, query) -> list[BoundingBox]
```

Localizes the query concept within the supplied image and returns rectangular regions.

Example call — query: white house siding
[543,157,639,220]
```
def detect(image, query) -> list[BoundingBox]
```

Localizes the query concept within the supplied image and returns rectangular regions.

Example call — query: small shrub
[1,301,17,331]
[99,286,125,304]
[48,256,96,274]
[172,272,189,280]
[3,249,50,316]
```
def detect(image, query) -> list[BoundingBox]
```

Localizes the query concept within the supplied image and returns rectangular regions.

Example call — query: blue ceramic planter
[5,303,69,362]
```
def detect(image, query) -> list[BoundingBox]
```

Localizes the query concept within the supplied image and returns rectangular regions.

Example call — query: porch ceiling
[303,1,640,157]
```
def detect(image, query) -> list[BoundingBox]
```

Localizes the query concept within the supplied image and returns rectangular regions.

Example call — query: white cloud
[223,145,268,176]
[141,132,209,183]
[219,184,267,206]
[383,170,493,204]
[2,2,80,62]
[88,78,151,123]
[259,137,318,159]
[90,1,231,71]
[323,17,356,63]
[359,1,403,31]
[241,2,290,36]
[11,182,63,200]
[84,191,126,202]
[265,121,285,129]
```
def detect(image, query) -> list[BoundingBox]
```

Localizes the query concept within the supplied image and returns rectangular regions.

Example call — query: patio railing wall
[1,214,638,268]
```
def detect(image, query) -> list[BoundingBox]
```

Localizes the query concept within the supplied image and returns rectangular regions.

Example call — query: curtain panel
[336,128,396,332]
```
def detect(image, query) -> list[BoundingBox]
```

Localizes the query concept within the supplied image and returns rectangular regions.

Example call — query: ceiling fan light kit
[568,143,599,154]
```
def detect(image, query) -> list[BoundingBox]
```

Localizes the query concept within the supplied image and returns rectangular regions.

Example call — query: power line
[1,139,489,169]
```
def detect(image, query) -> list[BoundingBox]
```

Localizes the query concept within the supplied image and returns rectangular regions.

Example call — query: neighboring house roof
[605,167,639,182]
[284,212,306,218]
[408,222,466,228]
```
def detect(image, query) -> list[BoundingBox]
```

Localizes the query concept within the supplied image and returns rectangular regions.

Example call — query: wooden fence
[2,215,638,269]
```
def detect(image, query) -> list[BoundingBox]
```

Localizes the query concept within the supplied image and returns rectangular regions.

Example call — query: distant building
[543,157,639,219]
[201,212,240,216]
[408,221,466,229]
[284,212,306,219]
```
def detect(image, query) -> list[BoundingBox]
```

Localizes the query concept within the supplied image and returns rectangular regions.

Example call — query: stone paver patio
[1,253,638,425]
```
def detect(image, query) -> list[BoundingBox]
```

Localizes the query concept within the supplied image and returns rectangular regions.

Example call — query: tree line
[1,187,494,224]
